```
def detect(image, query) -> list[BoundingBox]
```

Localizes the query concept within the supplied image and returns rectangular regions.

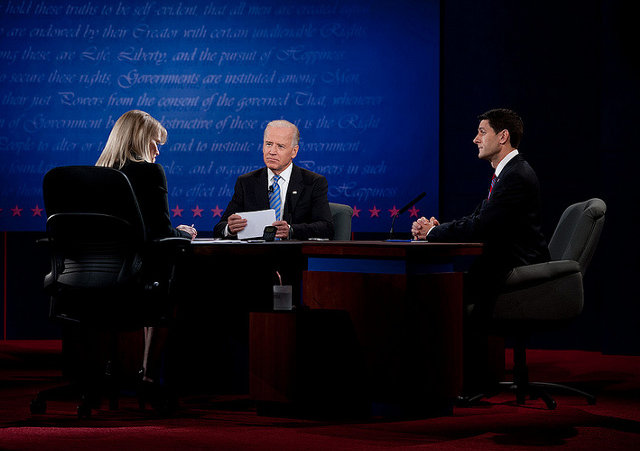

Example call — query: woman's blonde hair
[96,110,167,169]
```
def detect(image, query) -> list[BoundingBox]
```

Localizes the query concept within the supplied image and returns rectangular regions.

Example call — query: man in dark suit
[214,120,334,240]
[412,108,550,393]
[412,108,549,307]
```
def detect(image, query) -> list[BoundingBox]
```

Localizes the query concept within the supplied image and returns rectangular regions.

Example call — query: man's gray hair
[264,119,300,147]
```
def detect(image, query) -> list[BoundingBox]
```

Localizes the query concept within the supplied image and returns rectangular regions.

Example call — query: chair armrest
[146,237,192,258]
[142,237,192,294]
[504,260,581,290]
[151,237,192,247]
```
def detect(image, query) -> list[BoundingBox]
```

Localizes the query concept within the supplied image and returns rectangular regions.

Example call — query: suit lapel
[255,167,270,210]
[482,155,522,209]
[284,165,303,221]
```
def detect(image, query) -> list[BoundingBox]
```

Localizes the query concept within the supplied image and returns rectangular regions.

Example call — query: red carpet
[0,340,639,450]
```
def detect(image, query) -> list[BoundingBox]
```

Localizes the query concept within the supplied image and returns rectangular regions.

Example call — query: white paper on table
[237,209,276,239]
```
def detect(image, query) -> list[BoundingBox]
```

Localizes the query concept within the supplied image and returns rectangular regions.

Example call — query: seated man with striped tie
[214,119,334,240]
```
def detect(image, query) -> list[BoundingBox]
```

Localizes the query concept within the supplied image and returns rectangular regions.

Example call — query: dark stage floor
[0,340,639,450]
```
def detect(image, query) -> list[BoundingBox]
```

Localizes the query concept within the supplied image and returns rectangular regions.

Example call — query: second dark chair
[329,202,353,240]
[468,198,606,409]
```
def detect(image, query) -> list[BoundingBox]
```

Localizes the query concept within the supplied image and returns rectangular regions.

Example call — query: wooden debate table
[188,240,483,417]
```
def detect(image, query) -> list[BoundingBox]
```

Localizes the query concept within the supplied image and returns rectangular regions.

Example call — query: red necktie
[488,173,497,199]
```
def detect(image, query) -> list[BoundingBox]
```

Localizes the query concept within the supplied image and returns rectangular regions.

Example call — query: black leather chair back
[43,165,145,242]
[42,166,148,321]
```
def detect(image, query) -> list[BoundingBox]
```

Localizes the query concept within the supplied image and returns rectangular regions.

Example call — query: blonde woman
[96,110,196,240]
[96,110,195,412]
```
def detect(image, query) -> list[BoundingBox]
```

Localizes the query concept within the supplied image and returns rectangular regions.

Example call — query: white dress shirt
[494,149,519,177]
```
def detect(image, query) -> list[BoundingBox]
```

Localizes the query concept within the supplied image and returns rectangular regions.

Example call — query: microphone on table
[389,192,426,239]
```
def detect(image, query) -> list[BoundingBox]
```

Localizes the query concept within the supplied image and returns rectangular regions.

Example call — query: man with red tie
[412,108,549,305]
[412,108,550,392]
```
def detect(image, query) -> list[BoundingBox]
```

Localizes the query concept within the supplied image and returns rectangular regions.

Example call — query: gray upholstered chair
[489,198,606,409]
[329,202,353,240]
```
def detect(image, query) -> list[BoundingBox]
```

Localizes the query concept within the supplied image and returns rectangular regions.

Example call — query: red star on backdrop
[211,205,223,217]
[31,204,43,216]
[0,202,427,222]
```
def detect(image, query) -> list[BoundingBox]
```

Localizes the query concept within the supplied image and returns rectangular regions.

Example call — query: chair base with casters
[503,334,597,409]
[458,334,596,410]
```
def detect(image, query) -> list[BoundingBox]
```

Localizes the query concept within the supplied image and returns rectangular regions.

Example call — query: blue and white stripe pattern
[269,174,281,220]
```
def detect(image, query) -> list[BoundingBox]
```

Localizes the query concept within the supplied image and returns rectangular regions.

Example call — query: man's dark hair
[478,109,524,148]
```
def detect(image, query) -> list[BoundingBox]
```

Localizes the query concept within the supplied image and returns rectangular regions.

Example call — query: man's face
[473,119,504,164]
[263,126,298,174]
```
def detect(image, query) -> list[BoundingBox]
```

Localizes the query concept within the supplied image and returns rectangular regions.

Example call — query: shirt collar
[268,163,293,184]
[495,149,519,177]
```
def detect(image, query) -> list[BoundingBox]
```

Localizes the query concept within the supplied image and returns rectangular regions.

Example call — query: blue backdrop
[0,0,439,233]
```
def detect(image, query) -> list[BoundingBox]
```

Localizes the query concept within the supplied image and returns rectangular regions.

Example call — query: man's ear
[500,129,510,145]
[291,145,299,159]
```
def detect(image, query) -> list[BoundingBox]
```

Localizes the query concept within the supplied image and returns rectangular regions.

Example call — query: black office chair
[31,166,190,418]
[329,202,353,240]
[480,198,606,409]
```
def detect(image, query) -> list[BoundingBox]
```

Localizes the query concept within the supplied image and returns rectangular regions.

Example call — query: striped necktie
[488,173,497,199]
[269,174,282,220]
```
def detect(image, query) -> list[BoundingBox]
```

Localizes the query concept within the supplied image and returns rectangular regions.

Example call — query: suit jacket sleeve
[289,174,334,240]
[427,161,537,244]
